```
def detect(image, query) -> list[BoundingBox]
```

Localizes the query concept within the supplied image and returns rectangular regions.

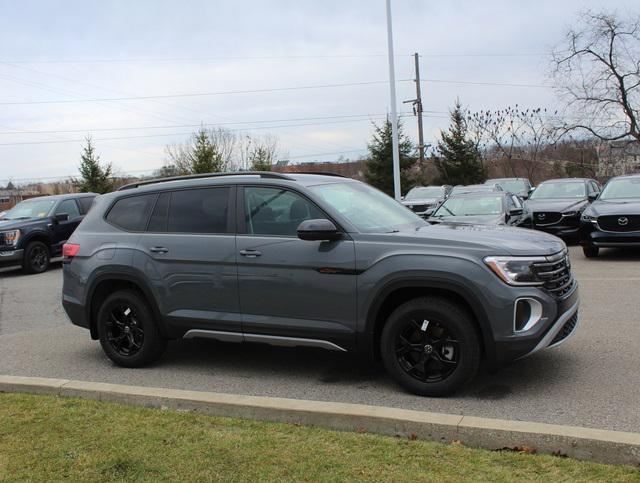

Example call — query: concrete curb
[1,375,638,466]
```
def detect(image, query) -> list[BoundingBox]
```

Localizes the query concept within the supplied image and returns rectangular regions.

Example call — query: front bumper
[0,248,24,266]
[580,221,640,248]
[531,216,581,239]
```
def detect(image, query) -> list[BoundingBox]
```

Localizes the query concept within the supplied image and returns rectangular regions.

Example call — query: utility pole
[385,0,401,200]
[403,53,425,164]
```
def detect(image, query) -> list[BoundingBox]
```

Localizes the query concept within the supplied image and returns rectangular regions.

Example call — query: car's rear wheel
[582,246,599,258]
[23,241,50,274]
[97,290,166,367]
[381,297,480,397]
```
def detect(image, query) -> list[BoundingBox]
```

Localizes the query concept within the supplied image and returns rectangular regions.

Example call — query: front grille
[532,250,574,297]
[408,204,428,212]
[533,211,562,225]
[597,215,640,232]
[550,312,579,346]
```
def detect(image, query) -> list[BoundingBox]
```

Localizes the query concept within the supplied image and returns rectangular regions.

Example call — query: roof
[538,178,593,184]
[609,173,640,180]
[18,192,96,201]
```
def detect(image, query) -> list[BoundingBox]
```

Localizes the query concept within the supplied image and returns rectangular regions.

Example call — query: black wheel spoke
[105,304,144,357]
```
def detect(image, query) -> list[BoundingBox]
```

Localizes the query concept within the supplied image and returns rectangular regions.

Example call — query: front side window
[244,187,325,236]
[106,194,157,231]
[55,199,81,219]
[529,182,586,199]
[310,182,425,233]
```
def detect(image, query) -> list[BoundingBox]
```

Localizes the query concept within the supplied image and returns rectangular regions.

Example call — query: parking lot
[1,245,639,433]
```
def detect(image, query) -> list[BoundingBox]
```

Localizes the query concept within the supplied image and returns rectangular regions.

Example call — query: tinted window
[106,194,157,231]
[77,196,95,214]
[167,188,230,234]
[55,199,81,218]
[148,192,170,232]
[244,187,325,236]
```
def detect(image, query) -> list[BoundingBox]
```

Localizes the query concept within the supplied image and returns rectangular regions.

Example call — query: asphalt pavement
[1,246,639,432]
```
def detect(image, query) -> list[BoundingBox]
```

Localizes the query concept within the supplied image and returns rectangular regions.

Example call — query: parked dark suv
[0,193,96,273]
[580,174,640,257]
[61,173,579,396]
[524,178,600,240]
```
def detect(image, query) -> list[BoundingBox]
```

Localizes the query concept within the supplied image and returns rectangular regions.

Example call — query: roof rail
[284,171,346,178]
[117,171,294,191]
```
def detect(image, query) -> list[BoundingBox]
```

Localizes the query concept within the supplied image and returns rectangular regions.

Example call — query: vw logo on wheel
[618,217,629,226]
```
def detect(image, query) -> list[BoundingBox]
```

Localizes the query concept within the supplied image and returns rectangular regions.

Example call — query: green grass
[0,393,637,482]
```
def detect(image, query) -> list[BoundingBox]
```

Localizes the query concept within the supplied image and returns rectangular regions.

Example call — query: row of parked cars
[401,175,640,258]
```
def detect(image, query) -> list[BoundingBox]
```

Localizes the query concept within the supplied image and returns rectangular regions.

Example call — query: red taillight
[62,243,80,259]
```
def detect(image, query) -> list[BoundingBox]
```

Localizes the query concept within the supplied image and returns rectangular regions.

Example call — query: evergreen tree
[76,137,113,193]
[435,100,485,185]
[190,128,223,174]
[249,146,273,171]
[364,119,417,196]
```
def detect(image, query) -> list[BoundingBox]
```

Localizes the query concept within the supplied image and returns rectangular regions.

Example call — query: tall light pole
[385,0,401,200]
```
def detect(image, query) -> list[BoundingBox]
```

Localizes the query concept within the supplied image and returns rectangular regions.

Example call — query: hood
[401,197,440,206]
[0,217,48,231]
[585,198,640,217]
[524,198,588,213]
[363,223,565,257]
[429,214,504,225]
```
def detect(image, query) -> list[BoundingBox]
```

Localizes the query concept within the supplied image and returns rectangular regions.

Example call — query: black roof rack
[284,171,346,178]
[118,171,294,191]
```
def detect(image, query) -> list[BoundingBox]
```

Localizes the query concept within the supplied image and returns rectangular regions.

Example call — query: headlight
[484,256,546,286]
[1,229,21,246]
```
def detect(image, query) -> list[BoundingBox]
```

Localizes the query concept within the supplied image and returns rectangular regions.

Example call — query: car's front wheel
[381,297,480,397]
[582,246,599,258]
[23,241,50,274]
[97,290,166,367]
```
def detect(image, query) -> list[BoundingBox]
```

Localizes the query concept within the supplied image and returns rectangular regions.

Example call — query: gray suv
[62,172,579,396]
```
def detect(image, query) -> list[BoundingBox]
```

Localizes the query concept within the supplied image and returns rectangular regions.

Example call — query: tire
[96,289,166,367]
[22,241,50,274]
[582,246,599,258]
[380,297,480,397]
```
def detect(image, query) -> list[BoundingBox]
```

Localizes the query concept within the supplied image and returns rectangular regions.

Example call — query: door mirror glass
[588,193,598,202]
[297,219,341,241]
[508,208,523,216]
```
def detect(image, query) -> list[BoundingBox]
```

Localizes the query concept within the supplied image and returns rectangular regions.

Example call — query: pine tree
[364,119,417,196]
[76,137,113,193]
[190,129,223,174]
[435,100,485,185]
[249,146,273,171]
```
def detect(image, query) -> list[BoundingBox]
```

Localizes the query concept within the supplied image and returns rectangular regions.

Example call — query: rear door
[235,185,357,350]
[135,186,240,334]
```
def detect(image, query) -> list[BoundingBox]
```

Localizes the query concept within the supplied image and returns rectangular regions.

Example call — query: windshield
[488,180,527,193]
[405,187,443,200]
[433,195,503,217]
[529,182,585,199]
[452,185,495,195]
[600,178,640,200]
[3,199,55,220]
[310,182,426,233]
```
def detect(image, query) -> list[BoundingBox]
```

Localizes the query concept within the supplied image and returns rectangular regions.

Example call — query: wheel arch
[86,270,165,340]
[363,279,495,364]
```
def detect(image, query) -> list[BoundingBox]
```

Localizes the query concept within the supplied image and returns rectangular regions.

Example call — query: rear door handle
[239,249,261,258]
[149,246,169,254]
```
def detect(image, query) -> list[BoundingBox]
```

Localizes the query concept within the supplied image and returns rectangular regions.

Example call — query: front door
[135,186,240,334]
[236,185,357,350]
[51,198,83,255]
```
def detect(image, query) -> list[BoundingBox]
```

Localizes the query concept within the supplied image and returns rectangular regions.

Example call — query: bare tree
[552,11,640,143]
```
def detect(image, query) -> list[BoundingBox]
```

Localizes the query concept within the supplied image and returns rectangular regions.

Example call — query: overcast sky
[0,0,637,183]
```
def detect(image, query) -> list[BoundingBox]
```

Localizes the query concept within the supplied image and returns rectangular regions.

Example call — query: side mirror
[400,196,405,201]
[54,213,69,223]
[509,208,523,216]
[297,219,341,242]
[588,193,598,202]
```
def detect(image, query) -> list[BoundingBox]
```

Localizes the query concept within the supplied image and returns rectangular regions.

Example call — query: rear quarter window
[106,194,157,231]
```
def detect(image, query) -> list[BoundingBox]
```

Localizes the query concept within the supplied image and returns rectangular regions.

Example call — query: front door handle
[150,246,169,254]
[239,249,262,258]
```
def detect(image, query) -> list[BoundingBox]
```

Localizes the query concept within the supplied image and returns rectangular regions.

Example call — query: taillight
[62,243,80,259]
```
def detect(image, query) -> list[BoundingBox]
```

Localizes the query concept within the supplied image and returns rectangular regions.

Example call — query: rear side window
[77,196,95,214]
[106,194,157,231]
[165,188,231,234]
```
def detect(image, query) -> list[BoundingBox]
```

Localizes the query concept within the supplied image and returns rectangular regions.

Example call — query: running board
[182,329,347,352]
